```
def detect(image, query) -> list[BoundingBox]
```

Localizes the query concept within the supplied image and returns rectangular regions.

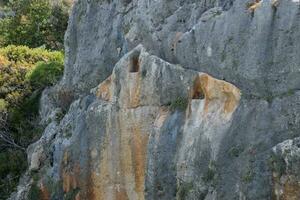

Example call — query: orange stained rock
[89,171,104,200]
[131,125,148,197]
[39,182,50,200]
[63,151,69,165]
[96,75,112,101]
[89,115,149,200]
[192,73,241,114]
[61,152,80,194]
[115,187,130,200]
[273,175,300,200]
[248,0,262,12]
[127,72,141,108]
[282,181,300,200]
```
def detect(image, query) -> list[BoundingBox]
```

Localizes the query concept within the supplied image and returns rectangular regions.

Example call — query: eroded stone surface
[9,0,300,199]
[272,138,300,200]
[11,46,243,199]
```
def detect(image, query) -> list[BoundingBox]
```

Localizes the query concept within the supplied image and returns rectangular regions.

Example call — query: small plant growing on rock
[55,110,65,122]
[43,177,63,199]
[28,173,41,200]
[287,89,295,96]
[170,97,188,112]
[202,168,215,183]
[268,154,286,177]
[28,183,41,200]
[176,181,193,200]
[63,124,73,138]
[141,69,147,78]
[242,167,254,183]
[64,187,80,200]
[202,160,217,183]
[27,61,64,89]
[228,146,243,158]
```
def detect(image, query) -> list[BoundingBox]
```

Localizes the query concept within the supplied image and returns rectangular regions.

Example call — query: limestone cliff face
[10,0,300,200]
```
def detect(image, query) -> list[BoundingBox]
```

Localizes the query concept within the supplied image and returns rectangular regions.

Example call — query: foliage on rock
[0,45,64,199]
[170,97,188,112]
[27,61,64,89]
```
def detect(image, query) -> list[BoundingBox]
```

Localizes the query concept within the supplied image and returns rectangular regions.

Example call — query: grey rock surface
[62,0,300,98]
[10,0,300,199]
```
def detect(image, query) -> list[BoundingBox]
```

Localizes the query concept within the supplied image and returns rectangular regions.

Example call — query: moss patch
[170,97,188,112]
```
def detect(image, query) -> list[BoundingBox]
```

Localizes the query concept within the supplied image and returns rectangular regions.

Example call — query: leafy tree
[0,0,69,50]
[0,45,64,199]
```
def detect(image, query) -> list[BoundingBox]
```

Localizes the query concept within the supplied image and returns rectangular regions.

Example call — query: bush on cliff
[0,0,69,50]
[0,45,64,199]
[0,45,63,108]
[27,61,64,89]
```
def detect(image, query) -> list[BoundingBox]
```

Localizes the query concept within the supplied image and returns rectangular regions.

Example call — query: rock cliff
[10,0,300,199]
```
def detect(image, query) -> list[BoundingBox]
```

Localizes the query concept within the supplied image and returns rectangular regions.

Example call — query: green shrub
[0,45,64,200]
[177,182,193,200]
[0,46,63,108]
[242,167,254,183]
[202,160,217,183]
[64,188,80,200]
[27,183,41,200]
[0,61,31,108]
[170,97,188,111]
[0,45,63,66]
[0,150,27,199]
[0,99,7,111]
[202,168,216,183]
[228,146,243,158]
[0,150,27,179]
[27,61,64,89]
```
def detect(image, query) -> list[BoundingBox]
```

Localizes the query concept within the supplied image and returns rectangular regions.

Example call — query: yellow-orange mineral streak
[190,73,241,115]
[90,118,148,200]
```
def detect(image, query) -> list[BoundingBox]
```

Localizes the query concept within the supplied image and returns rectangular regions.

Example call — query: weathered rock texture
[10,0,300,200]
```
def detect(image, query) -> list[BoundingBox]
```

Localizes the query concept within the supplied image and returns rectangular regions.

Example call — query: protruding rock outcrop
[13,46,241,200]
[9,0,300,199]
[90,46,241,200]
[190,73,241,115]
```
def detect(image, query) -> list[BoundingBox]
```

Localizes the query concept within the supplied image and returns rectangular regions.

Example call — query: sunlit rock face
[10,0,300,199]
[68,46,241,200]
[89,46,241,200]
[13,46,241,200]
